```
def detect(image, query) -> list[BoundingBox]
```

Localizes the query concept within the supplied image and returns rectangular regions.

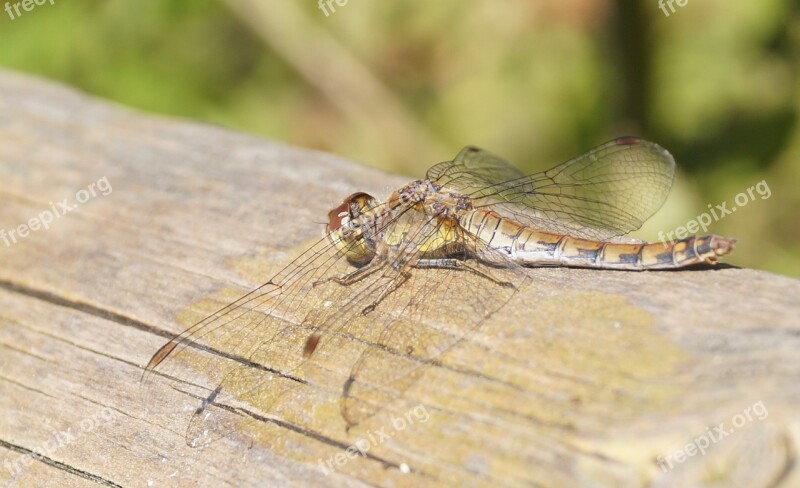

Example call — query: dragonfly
[142,137,735,446]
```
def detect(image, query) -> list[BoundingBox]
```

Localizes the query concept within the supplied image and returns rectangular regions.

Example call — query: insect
[142,137,734,445]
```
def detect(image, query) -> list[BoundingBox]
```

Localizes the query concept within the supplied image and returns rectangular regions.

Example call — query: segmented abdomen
[463,210,735,270]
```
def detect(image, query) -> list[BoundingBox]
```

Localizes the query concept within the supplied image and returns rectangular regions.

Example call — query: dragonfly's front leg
[312,259,386,287]
[415,258,516,288]
[314,257,412,314]
[304,259,404,359]
[359,269,411,315]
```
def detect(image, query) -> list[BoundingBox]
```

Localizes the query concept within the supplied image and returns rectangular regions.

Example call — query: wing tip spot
[146,341,178,370]
[303,333,321,359]
[615,136,642,146]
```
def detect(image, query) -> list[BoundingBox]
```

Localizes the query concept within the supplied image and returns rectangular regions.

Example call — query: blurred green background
[1,0,798,277]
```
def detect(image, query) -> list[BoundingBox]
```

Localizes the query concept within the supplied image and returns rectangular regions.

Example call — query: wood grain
[1,69,799,488]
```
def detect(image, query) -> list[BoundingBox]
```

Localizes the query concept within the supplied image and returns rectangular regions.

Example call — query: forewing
[427,138,675,241]
[140,199,411,446]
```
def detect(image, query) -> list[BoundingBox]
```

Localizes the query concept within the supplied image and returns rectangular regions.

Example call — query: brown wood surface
[1,69,799,488]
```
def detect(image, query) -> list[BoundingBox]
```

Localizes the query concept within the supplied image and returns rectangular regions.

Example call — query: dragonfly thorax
[398,179,473,218]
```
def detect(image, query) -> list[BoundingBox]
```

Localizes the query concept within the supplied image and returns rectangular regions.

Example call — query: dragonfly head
[326,192,380,264]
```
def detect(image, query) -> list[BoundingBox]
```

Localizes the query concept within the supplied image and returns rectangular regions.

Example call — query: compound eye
[327,200,351,233]
[326,192,375,233]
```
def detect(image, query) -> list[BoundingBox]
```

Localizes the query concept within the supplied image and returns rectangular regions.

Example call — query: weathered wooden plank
[1,69,799,488]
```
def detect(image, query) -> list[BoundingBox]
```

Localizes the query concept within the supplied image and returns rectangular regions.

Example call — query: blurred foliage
[0,0,798,276]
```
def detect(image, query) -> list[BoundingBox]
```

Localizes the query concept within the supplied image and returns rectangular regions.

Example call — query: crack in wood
[0,278,305,384]
[0,439,123,487]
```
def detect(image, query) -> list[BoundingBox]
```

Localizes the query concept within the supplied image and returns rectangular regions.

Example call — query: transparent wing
[337,219,526,429]
[427,137,675,241]
[140,197,406,445]
[140,196,525,445]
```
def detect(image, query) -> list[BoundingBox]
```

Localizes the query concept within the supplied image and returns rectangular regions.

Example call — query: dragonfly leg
[312,259,385,287]
[360,270,411,315]
[415,258,516,288]
[304,264,407,358]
